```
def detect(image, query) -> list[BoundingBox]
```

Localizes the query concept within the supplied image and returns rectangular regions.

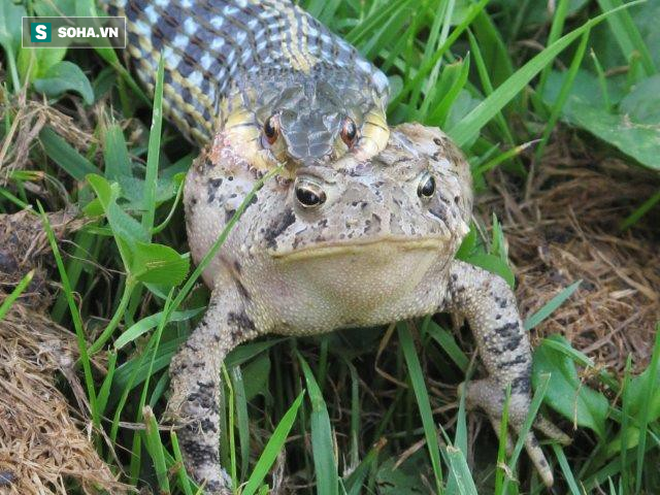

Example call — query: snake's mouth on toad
[271,235,447,261]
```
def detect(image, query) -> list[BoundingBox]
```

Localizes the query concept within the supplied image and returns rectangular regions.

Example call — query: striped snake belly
[106,0,391,168]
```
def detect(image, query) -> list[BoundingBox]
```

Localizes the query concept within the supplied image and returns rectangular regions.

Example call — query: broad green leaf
[606,426,641,457]
[619,74,660,125]
[33,61,94,104]
[533,335,609,437]
[33,0,76,16]
[131,242,189,286]
[0,2,25,52]
[0,2,25,91]
[18,46,67,82]
[117,175,180,209]
[87,174,149,267]
[544,70,660,170]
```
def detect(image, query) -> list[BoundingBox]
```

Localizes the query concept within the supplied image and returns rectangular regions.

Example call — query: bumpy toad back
[184,123,473,331]
[176,123,568,494]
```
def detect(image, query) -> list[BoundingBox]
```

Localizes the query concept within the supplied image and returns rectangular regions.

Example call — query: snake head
[252,72,389,168]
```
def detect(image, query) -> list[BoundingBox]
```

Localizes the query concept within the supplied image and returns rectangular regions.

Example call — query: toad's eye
[340,117,358,147]
[263,115,279,144]
[417,173,436,199]
[294,178,327,209]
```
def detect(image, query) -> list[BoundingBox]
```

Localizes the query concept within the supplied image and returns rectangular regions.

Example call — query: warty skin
[170,123,570,493]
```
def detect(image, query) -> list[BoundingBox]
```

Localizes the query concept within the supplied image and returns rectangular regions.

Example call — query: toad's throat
[271,235,447,262]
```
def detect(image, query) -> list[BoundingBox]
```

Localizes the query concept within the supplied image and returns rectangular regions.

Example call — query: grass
[1,0,660,494]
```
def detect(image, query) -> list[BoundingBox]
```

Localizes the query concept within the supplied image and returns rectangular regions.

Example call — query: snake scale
[106,0,390,170]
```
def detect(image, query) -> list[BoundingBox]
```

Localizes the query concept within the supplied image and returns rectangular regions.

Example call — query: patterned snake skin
[106,0,391,168]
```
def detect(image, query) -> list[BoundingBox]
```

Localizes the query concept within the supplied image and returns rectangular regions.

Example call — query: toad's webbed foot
[448,260,570,487]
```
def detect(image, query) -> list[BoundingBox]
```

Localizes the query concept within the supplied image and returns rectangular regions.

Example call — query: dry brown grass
[0,210,130,495]
[478,134,660,375]
[0,306,130,495]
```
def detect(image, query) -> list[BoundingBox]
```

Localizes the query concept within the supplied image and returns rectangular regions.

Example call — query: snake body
[106,0,391,168]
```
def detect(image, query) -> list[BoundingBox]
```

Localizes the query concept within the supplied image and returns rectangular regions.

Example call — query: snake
[105,0,391,170]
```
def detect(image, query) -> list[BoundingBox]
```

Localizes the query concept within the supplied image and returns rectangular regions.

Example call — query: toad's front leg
[447,260,570,487]
[167,279,261,494]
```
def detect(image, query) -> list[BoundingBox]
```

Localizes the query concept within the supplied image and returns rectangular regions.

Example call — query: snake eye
[294,178,326,209]
[417,173,436,199]
[263,115,279,145]
[340,118,358,147]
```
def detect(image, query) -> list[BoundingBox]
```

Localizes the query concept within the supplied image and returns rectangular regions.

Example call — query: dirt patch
[478,136,660,375]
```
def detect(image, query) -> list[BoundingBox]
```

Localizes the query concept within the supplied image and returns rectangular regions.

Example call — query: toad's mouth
[271,235,447,262]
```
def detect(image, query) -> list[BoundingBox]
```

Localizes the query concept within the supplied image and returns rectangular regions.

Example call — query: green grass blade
[388,0,489,112]
[398,322,443,493]
[524,280,582,330]
[143,405,170,493]
[597,0,656,76]
[494,386,511,494]
[428,321,469,372]
[171,431,195,495]
[446,446,479,495]
[38,203,98,420]
[620,189,660,231]
[551,444,581,495]
[222,365,238,489]
[231,365,252,481]
[113,306,204,350]
[342,358,360,469]
[412,0,451,118]
[142,53,165,236]
[345,0,410,46]
[88,279,136,354]
[0,269,34,320]
[535,29,591,162]
[502,373,551,493]
[635,323,660,494]
[103,123,131,180]
[39,127,99,180]
[448,1,645,147]
[344,438,386,495]
[538,0,571,93]
[241,392,305,495]
[96,350,118,417]
[620,355,633,493]
[297,351,339,495]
